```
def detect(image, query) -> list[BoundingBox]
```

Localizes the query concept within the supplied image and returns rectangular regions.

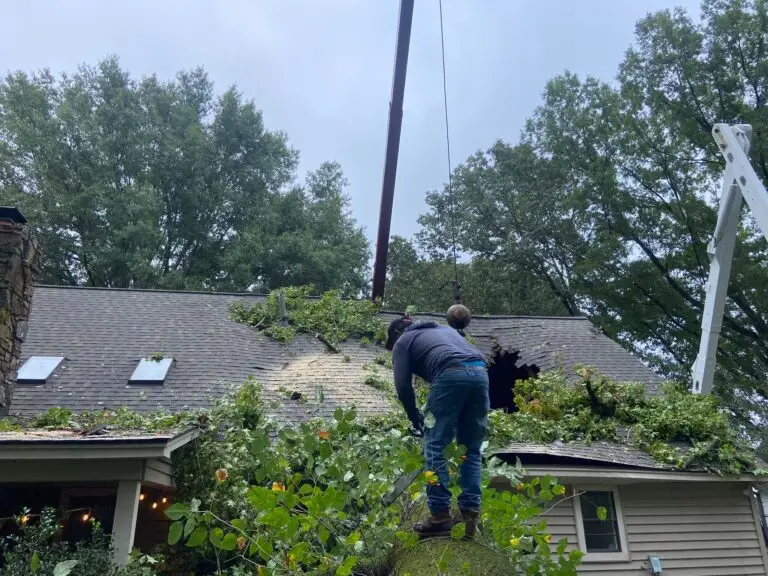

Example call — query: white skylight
[16,356,65,383]
[129,357,173,384]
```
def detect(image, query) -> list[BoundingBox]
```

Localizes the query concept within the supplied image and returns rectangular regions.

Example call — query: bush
[0,507,116,576]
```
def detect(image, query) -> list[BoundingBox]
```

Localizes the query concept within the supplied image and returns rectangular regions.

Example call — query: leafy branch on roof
[2,406,195,435]
[229,286,387,351]
[488,369,760,476]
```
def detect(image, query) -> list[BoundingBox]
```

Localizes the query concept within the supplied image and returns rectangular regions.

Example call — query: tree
[224,161,370,293]
[384,235,568,316]
[0,57,368,294]
[416,0,768,442]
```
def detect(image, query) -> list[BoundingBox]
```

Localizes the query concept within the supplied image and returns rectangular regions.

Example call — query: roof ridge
[385,310,588,321]
[34,285,587,321]
[34,284,266,298]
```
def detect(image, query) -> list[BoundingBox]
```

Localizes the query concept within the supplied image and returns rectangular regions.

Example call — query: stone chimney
[0,207,42,416]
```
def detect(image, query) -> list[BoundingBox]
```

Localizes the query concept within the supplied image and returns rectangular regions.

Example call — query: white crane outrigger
[692,123,767,394]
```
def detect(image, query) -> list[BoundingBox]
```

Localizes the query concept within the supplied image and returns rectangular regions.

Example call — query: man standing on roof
[386,316,489,539]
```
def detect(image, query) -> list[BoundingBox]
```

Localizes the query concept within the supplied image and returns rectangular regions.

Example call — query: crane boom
[692,123,768,394]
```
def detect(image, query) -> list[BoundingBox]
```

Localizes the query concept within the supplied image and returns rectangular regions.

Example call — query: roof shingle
[10,286,662,420]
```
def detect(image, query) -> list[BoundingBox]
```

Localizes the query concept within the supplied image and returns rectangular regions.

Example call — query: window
[16,356,64,383]
[129,357,173,384]
[573,486,629,561]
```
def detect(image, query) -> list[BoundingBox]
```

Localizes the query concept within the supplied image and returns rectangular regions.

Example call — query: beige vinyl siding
[541,481,768,575]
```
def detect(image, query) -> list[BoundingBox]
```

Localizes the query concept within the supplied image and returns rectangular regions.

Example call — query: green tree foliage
[168,382,581,575]
[491,369,758,476]
[0,57,368,294]
[230,286,387,349]
[383,235,569,315]
[417,0,768,441]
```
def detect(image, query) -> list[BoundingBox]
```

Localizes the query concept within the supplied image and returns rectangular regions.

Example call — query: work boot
[414,509,453,538]
[460,509,480,539]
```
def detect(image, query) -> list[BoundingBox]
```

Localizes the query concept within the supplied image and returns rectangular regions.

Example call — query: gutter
[522,464,763,483]
[0,427,200,460]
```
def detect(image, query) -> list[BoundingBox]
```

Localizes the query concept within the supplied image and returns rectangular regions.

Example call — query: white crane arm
[692,123,768,394]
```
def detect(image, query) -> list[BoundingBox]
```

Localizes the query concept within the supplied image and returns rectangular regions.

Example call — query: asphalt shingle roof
[0,429,180,444]
[10,286,662,424]
[497,441,668,470]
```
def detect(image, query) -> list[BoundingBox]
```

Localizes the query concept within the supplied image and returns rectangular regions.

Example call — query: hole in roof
[129,357,173,385]
[16,356,65,384]
[487,344,539,412]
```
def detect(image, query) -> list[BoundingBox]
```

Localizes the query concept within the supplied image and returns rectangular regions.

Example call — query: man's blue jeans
[424,364,490,515]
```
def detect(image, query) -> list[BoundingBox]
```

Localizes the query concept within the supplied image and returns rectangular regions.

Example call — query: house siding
[543,481,768,575]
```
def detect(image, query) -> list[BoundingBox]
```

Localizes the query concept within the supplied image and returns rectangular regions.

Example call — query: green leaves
[185,526,208,548]
[167,521,183,545]
[231,287,386,348]
[250,535,274,561]
[165,503,190,521]
[450,523,466,540]
[488,370,757,475]
[335,555,358,576]
[184,517,197,538]
[158,379,585,575]
[1,61,368,294]
[53,560,79,576]
[247,486,277,510]
[29,552,40,573]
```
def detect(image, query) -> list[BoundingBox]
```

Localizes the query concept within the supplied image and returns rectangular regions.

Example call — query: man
[386,316,490,538]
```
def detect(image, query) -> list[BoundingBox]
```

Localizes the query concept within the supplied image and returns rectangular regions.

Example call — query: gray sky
[1,0,700,244]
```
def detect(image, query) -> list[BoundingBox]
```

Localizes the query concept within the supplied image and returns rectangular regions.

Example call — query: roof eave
[0,427,200,460]
[522,464,760,483]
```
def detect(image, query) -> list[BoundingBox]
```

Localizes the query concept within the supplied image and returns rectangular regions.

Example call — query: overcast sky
[1,0,701,245]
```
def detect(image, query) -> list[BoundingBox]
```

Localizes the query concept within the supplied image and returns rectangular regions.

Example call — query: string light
[161,497,167,504]
[81,513,90,522]
[151,502,158,510]
[139,493,146,501]
[0,507,94,526]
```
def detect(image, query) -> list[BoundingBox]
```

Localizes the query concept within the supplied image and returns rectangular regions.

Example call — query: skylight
[129,357,173,384]
[16,356,65,384]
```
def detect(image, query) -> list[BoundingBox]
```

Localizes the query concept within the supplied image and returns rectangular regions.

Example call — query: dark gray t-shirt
[392,322,486,422]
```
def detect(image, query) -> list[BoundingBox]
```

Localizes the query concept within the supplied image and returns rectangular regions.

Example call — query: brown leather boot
[414,509,453,538]
[460,509,480,539]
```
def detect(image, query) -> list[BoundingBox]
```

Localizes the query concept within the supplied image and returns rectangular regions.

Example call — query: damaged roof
[498,441,668,470]
[10,286,662,421]
[0,428,184,445]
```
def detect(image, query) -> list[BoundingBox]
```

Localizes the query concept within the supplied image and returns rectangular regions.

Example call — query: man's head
[386,316,413,350]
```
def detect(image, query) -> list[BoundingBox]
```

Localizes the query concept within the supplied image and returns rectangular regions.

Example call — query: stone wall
[0,213,42,416]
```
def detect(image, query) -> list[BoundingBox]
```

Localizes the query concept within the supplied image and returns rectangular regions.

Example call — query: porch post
[112,480,141,566]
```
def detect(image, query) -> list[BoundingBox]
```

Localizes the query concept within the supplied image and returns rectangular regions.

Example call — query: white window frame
[572,485,630,562]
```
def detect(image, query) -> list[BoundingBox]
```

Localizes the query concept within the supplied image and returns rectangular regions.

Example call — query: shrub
[0,507,116,576]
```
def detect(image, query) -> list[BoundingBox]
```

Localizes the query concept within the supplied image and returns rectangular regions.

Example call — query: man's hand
[409,412,425,438]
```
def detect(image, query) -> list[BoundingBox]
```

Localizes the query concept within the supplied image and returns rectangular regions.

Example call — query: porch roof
[0,427,199,460]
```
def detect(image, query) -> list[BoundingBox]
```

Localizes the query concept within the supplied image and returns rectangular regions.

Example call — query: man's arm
[392,339,420,427]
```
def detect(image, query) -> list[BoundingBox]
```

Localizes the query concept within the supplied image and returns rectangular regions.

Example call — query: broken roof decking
[10,286,662,421]
[499,441,667,470]
[380,311,663,393]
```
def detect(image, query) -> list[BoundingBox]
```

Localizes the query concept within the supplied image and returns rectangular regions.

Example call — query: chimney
[0,207,42,416]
